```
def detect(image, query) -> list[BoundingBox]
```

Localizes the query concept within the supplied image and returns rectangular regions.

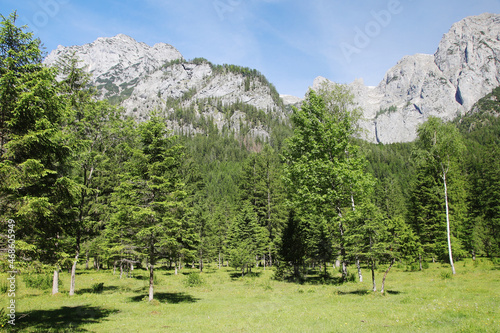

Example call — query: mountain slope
[44,34,285,139]
[313,13,500,143]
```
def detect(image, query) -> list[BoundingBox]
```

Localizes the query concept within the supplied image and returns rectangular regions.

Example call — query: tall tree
[0,12,75,293]
[282,87,373,281]
[413,117,466,274]
[112,114,187,301]
[228,202,267,276]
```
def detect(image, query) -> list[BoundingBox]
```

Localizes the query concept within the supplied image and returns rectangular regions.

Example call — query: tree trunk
[52,269,59,295]
[442,170,456,275]
[85,250,89,270]
[69,250,79,296]
[149,264,154,302]
[338,214,348,282]
[419,254,423,271]
[472,250,476,261]
[199,249,203,272]
[381,258,395,294]
[218,250,221,269]
[356,256,363,282]
[269,247,273,267]
[371,260,376,292]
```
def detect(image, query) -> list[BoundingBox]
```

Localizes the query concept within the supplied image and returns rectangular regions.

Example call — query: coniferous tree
[0,12,76,293]
[228,202,267,276]
[111,114,187,301]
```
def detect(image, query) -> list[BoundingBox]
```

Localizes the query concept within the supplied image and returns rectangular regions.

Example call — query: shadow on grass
[338,289,371,296]
[303,275,345,285]
[76,285,119,295]
[386,290,402,295]
[337,289,403,296]
[16,305,118,332]
[128,292,199,304]
[229,271,262,280]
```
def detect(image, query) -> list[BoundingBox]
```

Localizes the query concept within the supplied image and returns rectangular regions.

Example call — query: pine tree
[111,114,187,301]
[228,202,267,276]
[0,12,76,293]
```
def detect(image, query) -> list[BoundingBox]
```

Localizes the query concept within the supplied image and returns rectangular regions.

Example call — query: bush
[184,272,204,287]
[0,281,7,293]
[346,272,356,282]
[440,271,453,280]
[0,308,8,328]
[91,282,104,293]
[23,274,53,290]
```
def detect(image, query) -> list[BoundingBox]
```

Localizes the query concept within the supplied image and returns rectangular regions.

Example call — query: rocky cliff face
[312,13,500,143]
[45,13,500,144]
[44,34,284,137]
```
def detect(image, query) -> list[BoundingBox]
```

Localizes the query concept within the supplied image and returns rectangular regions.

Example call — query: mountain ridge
[312,13,500,143]
[44,13,500,144]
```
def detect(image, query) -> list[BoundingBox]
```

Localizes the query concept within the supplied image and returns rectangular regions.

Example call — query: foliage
[90,282,104,293]
[282,86,374,281]
[22,274,54,290]
[184,272,204,287]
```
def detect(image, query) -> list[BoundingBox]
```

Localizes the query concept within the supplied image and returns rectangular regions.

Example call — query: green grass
[1,259,499,332]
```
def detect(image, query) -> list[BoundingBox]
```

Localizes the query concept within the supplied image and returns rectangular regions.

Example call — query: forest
[1,12,500,332]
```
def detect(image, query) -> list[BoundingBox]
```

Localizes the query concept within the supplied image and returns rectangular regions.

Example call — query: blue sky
[1,0,499,97]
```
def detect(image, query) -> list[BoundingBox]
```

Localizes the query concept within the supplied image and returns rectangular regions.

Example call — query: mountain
[312,13,500,143]
[44,34,285,139]
[44,13,500,144]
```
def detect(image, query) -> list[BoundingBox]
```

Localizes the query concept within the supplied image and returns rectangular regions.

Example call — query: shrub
[440,271,452,280]
[0,281,8,293]
[346,271,356,283]
[184,272,204,287]
[23,274,53,290]
[0,308,8,327]
[91,282,104,293]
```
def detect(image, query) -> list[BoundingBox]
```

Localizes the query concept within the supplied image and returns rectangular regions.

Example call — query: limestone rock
[315,13,500,143]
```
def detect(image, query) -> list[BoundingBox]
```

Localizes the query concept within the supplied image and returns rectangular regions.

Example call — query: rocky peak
[434,13,500,111]
[315,13,500,144]
[44,34,284,139]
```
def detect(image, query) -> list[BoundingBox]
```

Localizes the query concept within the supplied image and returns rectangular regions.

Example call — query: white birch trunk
[356,256,363,282]
[443,170,456,275]
[69,251,79,296]
[52,269,59,295]
[149,264,154,302]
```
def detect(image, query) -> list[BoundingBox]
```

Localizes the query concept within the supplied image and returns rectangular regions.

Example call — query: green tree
[282,88,374,281]
[413,117,467,274]
[0,12,77,293]
[112,114,187,301]
[239,144,286,267]
[228,202,267,276]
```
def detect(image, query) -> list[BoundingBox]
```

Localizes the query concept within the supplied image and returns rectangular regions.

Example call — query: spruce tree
[111,114,187,301]
[0,12,75,293]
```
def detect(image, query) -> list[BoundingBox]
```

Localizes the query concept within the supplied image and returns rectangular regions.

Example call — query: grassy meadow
[1,259,499,332]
